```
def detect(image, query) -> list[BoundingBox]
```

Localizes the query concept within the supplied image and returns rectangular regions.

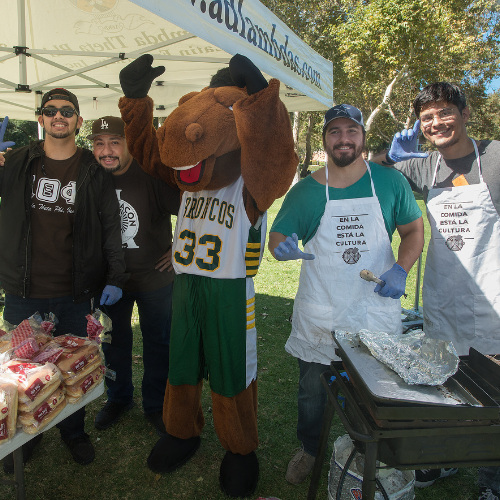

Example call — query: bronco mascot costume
[118,53,298,497]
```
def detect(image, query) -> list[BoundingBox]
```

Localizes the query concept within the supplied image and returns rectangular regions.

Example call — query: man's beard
[98,156,121,173]
[44,120,78,139]
[328,142,364,167]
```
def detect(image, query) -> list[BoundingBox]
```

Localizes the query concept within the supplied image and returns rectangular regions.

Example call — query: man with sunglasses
[373,82,500,499]
[0,88,128,471]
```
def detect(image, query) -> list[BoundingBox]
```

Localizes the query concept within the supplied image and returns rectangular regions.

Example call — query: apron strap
[325,160,374,203]
[431,139,482,187]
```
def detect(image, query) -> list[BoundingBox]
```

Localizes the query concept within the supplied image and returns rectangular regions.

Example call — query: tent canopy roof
[1,0,333,121]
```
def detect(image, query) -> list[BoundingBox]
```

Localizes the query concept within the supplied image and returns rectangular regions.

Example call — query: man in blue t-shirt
[268,104,424,486]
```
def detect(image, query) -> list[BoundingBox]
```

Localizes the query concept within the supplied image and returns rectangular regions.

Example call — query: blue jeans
[479,466,500,492]
[100,283,172,414]
[296,358,329,457]
[3,294,92,440]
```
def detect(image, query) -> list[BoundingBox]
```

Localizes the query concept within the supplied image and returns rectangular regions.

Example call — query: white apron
[423,141,500,355]
[285,163,402,364]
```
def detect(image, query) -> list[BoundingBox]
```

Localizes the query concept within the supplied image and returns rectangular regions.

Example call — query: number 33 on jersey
[173,177,267,279]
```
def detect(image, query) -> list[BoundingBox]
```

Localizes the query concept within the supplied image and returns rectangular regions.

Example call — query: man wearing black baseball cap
[268,104,424,485]
[0,89,128,470]
[89,116,179,436]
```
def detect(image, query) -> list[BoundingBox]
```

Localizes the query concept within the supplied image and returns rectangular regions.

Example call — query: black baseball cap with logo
[87,116,125,140]
[323,104,364,135]
[40,88,80,114]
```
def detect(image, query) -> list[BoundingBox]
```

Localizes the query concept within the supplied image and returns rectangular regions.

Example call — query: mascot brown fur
[118,53,298,497]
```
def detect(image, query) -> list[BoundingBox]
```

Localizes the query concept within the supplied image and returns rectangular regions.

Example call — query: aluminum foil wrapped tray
[335,329,459,385]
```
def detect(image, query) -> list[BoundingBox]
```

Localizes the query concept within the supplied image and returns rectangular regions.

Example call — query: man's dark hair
[413,82,467,117]
[209,67,235,88]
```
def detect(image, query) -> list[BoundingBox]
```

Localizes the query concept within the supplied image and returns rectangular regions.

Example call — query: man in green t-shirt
[268,104,424,486]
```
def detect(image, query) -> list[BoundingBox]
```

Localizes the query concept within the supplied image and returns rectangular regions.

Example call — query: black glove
[119,54,165,98]
[229,54,268,95]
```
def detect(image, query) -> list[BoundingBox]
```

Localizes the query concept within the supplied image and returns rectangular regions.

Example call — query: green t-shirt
[271,162,421,245]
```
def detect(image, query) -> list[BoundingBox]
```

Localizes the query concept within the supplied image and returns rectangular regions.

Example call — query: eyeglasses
[41,107,79,118]
[420,108,456,126]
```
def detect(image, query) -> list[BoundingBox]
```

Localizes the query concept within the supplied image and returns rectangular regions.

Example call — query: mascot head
[119,53,298,213]
[156,66,249,192]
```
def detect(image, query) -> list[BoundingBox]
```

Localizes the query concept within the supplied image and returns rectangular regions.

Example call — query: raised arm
[230,55,298,212]
[118,55,176,187]
[372,120,428,166]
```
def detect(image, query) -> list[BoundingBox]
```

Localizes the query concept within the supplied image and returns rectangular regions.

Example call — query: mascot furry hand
[119,53,298,498]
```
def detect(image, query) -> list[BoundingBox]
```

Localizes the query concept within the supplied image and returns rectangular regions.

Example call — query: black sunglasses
[41,107,79,118]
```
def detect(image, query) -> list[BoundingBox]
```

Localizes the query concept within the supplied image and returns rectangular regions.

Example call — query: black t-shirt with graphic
[112,160,180,292]
[29,148,81,297]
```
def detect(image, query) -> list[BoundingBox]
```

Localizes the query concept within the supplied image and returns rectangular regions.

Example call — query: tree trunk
[364,64,409,132]
[300,113,314,177]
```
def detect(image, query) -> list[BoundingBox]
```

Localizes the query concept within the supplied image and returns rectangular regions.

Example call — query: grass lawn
[0,194,482,500]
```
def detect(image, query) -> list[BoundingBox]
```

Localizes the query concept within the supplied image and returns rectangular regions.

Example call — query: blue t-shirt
[271,162,421,245]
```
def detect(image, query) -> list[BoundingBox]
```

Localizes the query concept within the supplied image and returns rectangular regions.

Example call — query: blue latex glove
[374,263,407,299]
[100,285,122,306]
[388,120,428,163]
[0,117,15,152]
[273,233,315,261]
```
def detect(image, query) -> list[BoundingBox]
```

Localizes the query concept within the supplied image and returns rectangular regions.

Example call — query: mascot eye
[229,106,233,111]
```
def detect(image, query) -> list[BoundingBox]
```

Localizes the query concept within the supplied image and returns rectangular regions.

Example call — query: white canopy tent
[1,0,333,121]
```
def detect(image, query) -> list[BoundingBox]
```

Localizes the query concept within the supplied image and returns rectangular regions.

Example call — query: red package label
[71,356,87,373]
[34,402,51,423]
[0,417,7,440]
[58,336,86,349]
[81,375,94,394]
[7,362,38,374]
[25,378,43,401]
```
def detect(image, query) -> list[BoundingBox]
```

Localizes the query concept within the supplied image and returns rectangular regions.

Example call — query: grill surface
[335,338,500,424]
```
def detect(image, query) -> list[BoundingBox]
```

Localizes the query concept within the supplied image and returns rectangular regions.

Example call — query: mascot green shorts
[168,273,258,397]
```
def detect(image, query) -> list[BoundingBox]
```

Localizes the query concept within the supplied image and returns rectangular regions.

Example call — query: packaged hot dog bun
[42,336,101,379]
[66,366,105,404]
[18,386,67,434]
[64,357,102,387]
[0,379,18,444]
[1,361,62,411]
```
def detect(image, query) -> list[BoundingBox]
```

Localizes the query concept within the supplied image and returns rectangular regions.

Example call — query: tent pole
[17,0,27,87]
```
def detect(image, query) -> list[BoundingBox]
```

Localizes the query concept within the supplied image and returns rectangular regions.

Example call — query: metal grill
[307,346,500,500]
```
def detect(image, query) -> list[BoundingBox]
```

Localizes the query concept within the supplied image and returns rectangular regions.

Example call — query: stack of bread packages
[0,373,19,445]
[0,318,17,445]
[0,310,110,437]
[1,361,64,435]
[34,310,110,405]
[0,312,62,435]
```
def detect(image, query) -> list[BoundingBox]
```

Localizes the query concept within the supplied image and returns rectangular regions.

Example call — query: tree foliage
[3,119,39,148]
[262,0,500,155]
[330,0,500,149]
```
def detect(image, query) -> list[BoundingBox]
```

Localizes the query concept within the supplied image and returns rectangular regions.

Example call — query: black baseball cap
[41,88,80,114]
[87,116,125,140]
[323,104,364,133]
